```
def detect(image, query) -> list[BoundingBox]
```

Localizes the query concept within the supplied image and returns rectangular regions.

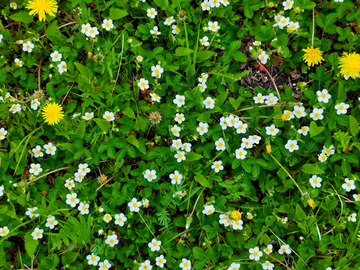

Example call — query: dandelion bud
[266,144,272,154]
[14,40,23,45]
[230,210,243,221]
[185,216,193,229]
[88,52,92,59]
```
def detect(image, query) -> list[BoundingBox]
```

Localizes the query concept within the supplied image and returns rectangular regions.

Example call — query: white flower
[45,216,58,229]
[103,213,112,223]
[148,238,161,252]
[26,207,39,218]
[283,0,294,10]
[66,193,80,207]
[74,172,85,182]
[175,151,186,162]
[172,24,181,35]
[103,111,115,122]
[335,102,349,115]
[143,199,150,208]
[164,16,175,26]
[180,258,191,270]
[14,58,23,67]
[201,1,211,10]
[10,2,17,9]
[202,205,215,215]
[298,126,309,136]
[0,226,9,237]
[262,261,274,270]
[150,92,161,102]
[287,21,300,32]
[172,139,183,150]
[0,185,4,197]
[98,260,111,270]
[136,55,143,61]
[293,105,306,118]
[115,213,127,226]
[147,8,157,18]
[128,198,142,212]
[170,170,183,185]
[278,244,291,255]
[249,135,261,144]
[198,83,207,92]
[200,36,210,46]
[210,0,221,7]
[348,213,357,222]
[150,26,161,35]
[198,73,208,83]
[140,260,153,270]
[173,191,185,198]
[208,21,220,32]
[151,65,164,78]
[342,178,355,192]
[83,112,94,120]
[226,115,238,127]
[78,163,90,174]
[316,89,331,103]
[81,23,91,35]
[87,27,99,38]
[241,138,253,149]
[31,228,44,240]
[249,247,263,261]
[215,138,226,151]
[78,202,89,214]
[138,78,149,90]
[44,142,57,155]
[253,40,261,46]
[50,50,62,62]
[258,51,269,64]
[9,103,21,114]
[264,244,273,254]
[219,214,230,225]
[65,179,75,190]
[144,169,157,182]
[105,234,119,247]
[212,160,224,172]
[32,145,43,158]
[278,16,290,29]
[29,163,42,176]
[102,19,114,31]
[174,95,186,107]
[197,122,209,135]
[318,152,328,163]
[310,108,324,121]
[353,194,360,201]
[266,124,279,136]
[227,263,240,270]
[254,93,265,104]
[72,113,81,119]
[156,255,167,268]
[322,145,335,156]
[203,96,215,109]
[235,148,247,159]
[31,99,40,110]
[232,219,243,230]
[283,110,294,121]
[281,217,288,224]
[266,94,279,105]
[219,116,228,130]
[234,121,248,134]
[247,212,253,219]
[86,253,100,266]
[174,113,185,124]
[23,41,34,53]
[171,125,181,137]
[57,61,67,74]
[285,140,299,152]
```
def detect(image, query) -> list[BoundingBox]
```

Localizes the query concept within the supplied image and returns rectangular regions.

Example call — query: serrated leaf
[74,62,93,79]
[94,119,111,132]
[123,107,135,118]
[228,40,241,52]
[349,115,359,136]
[25,231,38,257]
[196,51,216,63]
[195,173,211,188]
[302,164,325,174]
[76,120,86,138]
[10,12,34,23]
[110,8,128,20]
[175,47,193,56]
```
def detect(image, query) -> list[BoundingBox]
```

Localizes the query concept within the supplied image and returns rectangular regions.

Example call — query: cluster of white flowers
[253,92,279,105]
[201,0,230,11]
[81,23,99,38]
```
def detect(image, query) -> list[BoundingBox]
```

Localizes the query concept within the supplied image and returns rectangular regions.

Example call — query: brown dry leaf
[290,69,301,80]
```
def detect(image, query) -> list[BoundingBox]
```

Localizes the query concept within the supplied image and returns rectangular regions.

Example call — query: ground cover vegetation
[0,0,360,269]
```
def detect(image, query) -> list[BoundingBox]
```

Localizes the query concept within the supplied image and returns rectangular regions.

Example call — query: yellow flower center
[141,82,146,87]
[34,167,38,171]
[49,220,54,225]
[35,232,40,237]
[184,262,189,267]
[207,209,212,213]
[301,127,306,132]
[70,197,75,202]
[211,25,216,29]
[1,229,7,235]
[290,143,295,148]
[207,101,211,105]
[253,251,258,257]
[82,206,87,211]
[155,69,160,73]
[110,239,114,244]
[106,115,111,120]
[282,247,287,252]
[175,27,180,32]
[315,113,320,118]
[153,242,158,247]
[178,153,183,158]
[339,105,344,110]
[270,128,275,132]
[91,257,96,261]
[148,173,153,178]
[174,175,179,180]
[105,22,110,27]
[215,163,220,169]
[218,142,223,147]
[347,182,352,187]
[150,11,154,15]
[159,259,163,263]
[118,217,123,222]
[313,179,318,184]
[133,203,138,208]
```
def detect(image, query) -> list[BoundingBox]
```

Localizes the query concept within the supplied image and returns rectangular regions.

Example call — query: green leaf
[229,97,242,110]
[186,152,203,161]
[74,62,93,79]
[228,40,241,52]
[123,107,136,118]
[349,115,359,136]
[94,119,111,132]
[298,0,316,9]
[110,8,128,20]
[309,121,324,138]
[175,47,194,56]
[153,0,169,9]
[197,112,212,123]
[243,0,261,18]
[10,12,34,24]
[302,164,325,174]
[195,173,211,188]
[295,204,307,221]
[76,120,86,138]
[127,135,139,149]
[25,231,38,257]
[196,51,216,63]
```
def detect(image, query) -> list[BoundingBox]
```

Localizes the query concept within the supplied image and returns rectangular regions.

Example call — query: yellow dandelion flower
[281,111,292,121]
[230,210,243,221]
[42,103,64,125]
[26,0,58,22]
[338,52,360,79]
[302,46,324,67]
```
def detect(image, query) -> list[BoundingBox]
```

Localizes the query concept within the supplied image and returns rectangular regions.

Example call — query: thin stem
[312,9,315,47]
[205,30,218,51]
[231,104,283,114]
[111,33,125,95]
[328,76,342,92]
[28,166,77,184]
[256,59,281,103]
